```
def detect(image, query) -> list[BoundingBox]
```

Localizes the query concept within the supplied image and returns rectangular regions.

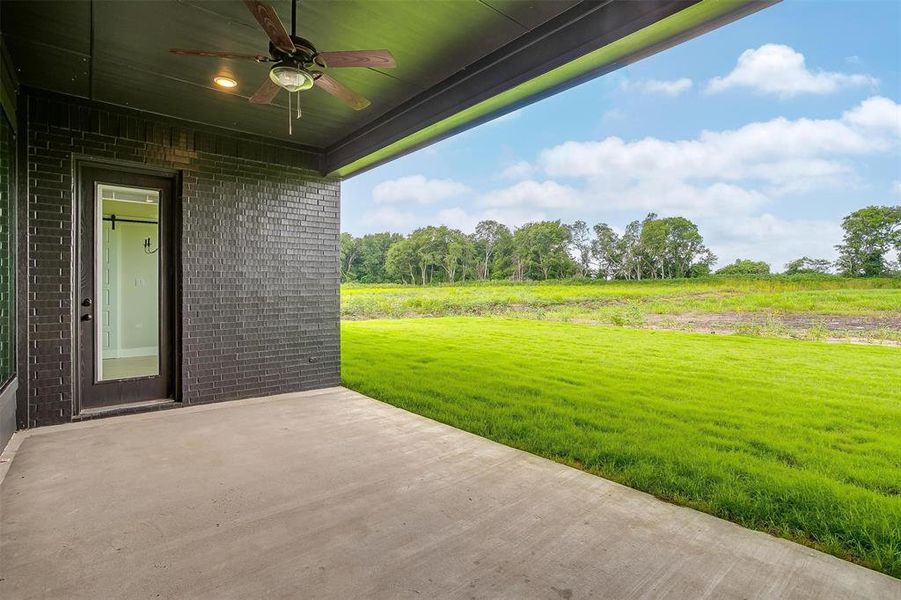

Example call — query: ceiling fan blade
[249,77,281,104]
[242,0,296,54]
[314,73,371,110]
[317,50,396,69]
[170,48,269,61]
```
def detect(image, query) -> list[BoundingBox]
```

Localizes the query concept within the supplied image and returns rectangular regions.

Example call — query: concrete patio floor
[1,387,897,599]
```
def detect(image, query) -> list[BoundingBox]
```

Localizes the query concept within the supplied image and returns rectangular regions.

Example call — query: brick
[21,92,340,427]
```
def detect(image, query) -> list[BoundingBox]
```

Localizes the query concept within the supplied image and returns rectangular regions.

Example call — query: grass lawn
[341,317,901,576]
[342,276,901,318]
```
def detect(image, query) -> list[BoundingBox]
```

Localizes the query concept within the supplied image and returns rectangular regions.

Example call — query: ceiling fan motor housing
[269,36,318,64]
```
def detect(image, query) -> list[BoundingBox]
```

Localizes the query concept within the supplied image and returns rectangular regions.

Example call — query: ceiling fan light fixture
[213,76,238,89]
[269,65,314,92]
[172,0,392,117]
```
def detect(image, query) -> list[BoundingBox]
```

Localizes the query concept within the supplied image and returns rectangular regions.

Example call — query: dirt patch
[647,312,900,332]
[641,312,901,345]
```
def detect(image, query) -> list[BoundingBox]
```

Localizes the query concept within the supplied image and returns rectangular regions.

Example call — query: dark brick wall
[0,99,15,449]
[20,91,340,427]
[0,107,13,385]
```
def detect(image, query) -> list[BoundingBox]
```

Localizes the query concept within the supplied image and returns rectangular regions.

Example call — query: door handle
[81,314,93,321]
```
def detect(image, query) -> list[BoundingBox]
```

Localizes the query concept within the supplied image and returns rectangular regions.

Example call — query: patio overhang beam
[325,0,778,178]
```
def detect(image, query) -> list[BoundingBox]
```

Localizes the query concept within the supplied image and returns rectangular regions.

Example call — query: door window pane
[96,184,160,381]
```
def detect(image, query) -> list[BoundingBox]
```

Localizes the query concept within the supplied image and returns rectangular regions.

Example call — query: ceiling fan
[169,0,396,132]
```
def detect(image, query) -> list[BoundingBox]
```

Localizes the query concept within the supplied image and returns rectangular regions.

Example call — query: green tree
[665,217,715,278]
[354,232,404,282]
[834,206,901,277]
[385,238,417,284]
[336,211,724,284]
[473,220,512,280]
[715,259,771,276]
[412,227,441,284]
[433,226,473,283]
[689,262,713,278]
[639,214,715,279]
[492,232,514,280]
[339,233,361,282]
[639,213,666,278]
[784,257,833,275]
[591,223,622,280]
[512,221,575,280]
[620,220,644,280]
[568,220,593,277]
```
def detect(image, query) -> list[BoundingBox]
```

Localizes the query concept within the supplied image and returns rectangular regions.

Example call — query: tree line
[340,205,901,284]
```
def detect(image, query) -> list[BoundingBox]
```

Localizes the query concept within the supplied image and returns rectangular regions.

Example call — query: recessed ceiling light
[213,76,237,89]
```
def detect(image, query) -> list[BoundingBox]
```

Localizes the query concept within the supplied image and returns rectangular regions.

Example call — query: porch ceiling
[1,1,775,176]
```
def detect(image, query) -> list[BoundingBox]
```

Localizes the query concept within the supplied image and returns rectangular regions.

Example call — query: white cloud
[434,207,546,232]
[500,160,534,180]
[358,206,544,235]
[372,175,469,205]
[539,96,899,194]
[359,96,897,267]
[589,181,769,218]
[479,180,582,210]
[706,214,842,270]
[621,77,693,96]
[842,96,901,136]
[480,208,547,230]
[361,207,425,231]
[706,44,878,97]
[475,96,899,246]
[432,207,480,233]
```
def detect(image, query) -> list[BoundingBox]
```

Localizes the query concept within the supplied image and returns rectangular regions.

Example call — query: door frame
[72,158,182,415]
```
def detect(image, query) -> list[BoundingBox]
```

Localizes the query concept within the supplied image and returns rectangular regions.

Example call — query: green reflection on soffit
[0,37,18,128]
[332,0,768,178]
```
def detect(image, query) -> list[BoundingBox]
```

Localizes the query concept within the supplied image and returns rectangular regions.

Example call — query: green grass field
[342,318,901,575]
[340,277,901,575]
[342,276,901,316]
[342,278,901,342]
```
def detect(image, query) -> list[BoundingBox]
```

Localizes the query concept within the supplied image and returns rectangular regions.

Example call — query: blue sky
[342,0,901,270]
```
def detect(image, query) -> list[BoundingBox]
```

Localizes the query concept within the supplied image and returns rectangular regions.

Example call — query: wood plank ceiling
[1,0,579,148]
